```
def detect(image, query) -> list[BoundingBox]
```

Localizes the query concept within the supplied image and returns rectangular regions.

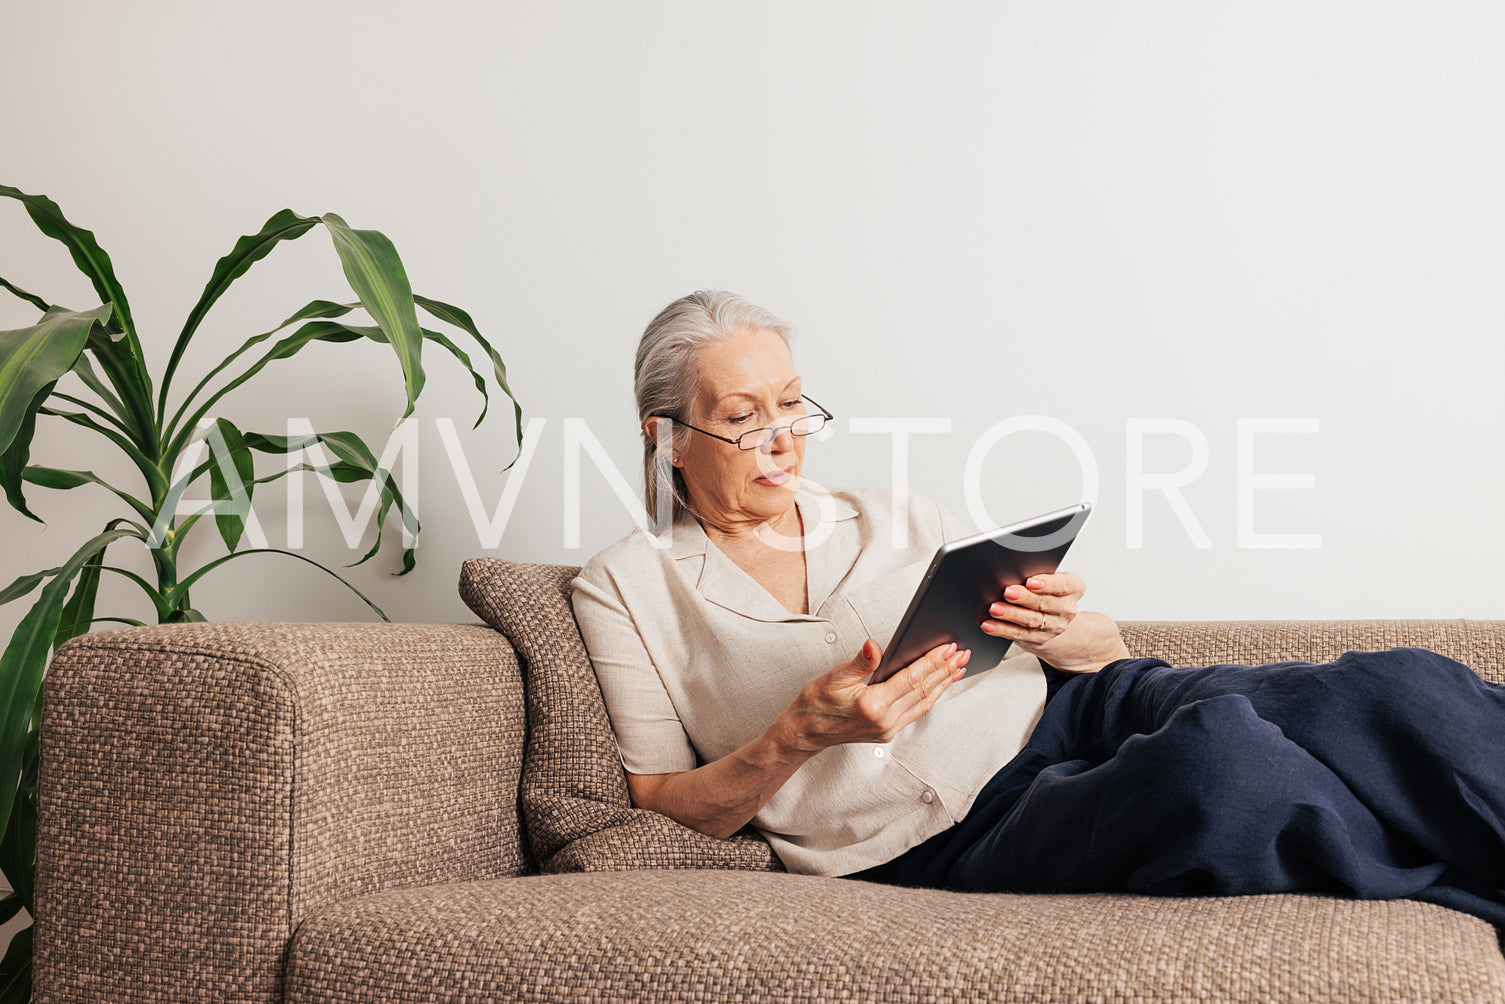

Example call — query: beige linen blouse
[570,485,1048,877]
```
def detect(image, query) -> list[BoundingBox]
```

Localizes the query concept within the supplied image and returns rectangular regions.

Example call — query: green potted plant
[0,184,521,1001]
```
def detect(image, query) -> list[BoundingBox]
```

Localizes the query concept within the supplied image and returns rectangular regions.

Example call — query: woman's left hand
[981,572,1083,650]
[980,572,1128,673]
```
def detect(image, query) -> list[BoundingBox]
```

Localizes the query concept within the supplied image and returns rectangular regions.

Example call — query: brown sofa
[33,560,1505,1002]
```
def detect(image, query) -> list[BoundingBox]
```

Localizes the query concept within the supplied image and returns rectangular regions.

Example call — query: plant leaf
[304,430,421,574]
[54,550,104,647]
[0,729,39,915]
[0,304,113,458]
[168,311,498,476]
[166,319,370,456]
[0,568,60,608]
[0,527,140,842]
[0,185,134,340]
[35,404,158,488]
[72,565,169,624]
[172,422,419,574]
[0,383,51,524]
[81,320,152,443]
[416,295,524,461]
[21,465,154,524]
[0,184,155,447]
[207,418,255,552]
[0,275,50,313]
[158,209,320,422]
[179,292,507,449]
[163,299,354,448]
[418,326,489,427]
[59,615,142,630]
[0,920,30,999]
[167,461,304,545]
[238,429,420,574]
[166,547,389,621]
[320,214,425,419]
[50,389,134,436]
[0,383,145,526]
[67,351,131,430]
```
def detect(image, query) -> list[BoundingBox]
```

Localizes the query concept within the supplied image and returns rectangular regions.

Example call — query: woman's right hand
[774,640,970,756]
[628,641,968,840]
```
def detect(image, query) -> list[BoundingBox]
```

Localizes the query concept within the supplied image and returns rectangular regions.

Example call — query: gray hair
[635,290,793,528]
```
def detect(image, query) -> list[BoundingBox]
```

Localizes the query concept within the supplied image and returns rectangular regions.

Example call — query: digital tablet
[869,502,1093,684]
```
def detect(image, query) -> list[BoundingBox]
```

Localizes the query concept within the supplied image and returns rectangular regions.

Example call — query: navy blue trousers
[850,649,1505,929]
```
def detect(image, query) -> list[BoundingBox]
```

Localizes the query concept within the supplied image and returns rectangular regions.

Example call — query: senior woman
[571,291,1505,925]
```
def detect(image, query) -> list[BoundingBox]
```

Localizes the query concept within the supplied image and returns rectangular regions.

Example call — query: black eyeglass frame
[653,394,835,451]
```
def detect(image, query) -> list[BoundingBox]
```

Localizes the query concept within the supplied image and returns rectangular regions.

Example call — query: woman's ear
[645,416,680,467]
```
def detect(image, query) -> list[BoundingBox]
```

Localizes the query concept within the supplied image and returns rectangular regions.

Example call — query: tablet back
[871,502,1091,683]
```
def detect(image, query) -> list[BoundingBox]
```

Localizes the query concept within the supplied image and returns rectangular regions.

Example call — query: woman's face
[662,327,809,531]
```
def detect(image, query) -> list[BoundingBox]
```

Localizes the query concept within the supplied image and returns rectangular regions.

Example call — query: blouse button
[824,631,837,643]
[873,747,885,759]
[921,790,935,804]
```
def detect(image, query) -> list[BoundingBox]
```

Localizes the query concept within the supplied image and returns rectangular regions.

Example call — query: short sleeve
[570,565,699,776]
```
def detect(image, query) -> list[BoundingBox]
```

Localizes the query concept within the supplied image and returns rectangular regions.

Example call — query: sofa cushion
[459,559,781,873]
[285,871,1505,1003]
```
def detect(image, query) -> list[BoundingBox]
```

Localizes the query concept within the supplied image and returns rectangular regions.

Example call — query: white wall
[3,0,1503,648]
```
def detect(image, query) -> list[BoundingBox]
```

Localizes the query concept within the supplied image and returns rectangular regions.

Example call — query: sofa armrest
[35,621,527,1004]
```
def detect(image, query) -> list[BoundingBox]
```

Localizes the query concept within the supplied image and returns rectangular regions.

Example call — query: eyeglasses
[656,394,834,451]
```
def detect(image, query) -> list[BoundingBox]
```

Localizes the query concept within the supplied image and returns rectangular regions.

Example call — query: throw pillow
[459,558,783,874]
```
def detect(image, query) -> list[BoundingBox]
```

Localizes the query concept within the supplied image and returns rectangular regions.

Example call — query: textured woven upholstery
[284,871,1505,1004]
[1119,618,1505,686]
[35,622,527,1004]
[33,561,1505,1002]
[459,558,781,873]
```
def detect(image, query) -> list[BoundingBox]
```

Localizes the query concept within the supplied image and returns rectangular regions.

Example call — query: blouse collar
[666,487,860,622]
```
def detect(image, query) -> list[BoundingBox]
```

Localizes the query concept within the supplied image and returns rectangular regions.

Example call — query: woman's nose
[766,425,798,452]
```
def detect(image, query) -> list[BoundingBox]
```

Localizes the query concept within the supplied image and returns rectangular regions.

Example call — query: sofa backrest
[461,560,1505,876]
[1119,619,1505,686]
